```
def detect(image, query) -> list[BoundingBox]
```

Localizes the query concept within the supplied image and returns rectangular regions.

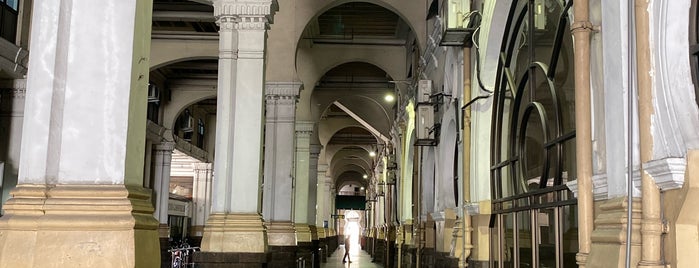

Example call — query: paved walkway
[321,243,382,268]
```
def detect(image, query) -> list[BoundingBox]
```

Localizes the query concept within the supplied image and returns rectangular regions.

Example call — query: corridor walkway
[321,243,382,268]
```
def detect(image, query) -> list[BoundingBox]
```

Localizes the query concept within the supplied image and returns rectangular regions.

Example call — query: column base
[295,223,313,243]
[192,252,269,268]
[265,221,296,246]
[267,245,296,267]
[588,197,642,268]
[0,184,160,268]
[200,213,267,253]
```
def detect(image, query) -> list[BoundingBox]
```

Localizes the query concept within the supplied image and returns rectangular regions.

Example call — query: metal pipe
[626,0,637,267]
[571,0,594,266]
[460,44,474,268]
[634,0,665,266]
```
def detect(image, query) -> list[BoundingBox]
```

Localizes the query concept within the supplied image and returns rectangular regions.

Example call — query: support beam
[333,101,390,144]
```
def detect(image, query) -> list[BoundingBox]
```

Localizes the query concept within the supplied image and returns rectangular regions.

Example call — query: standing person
[342,235,351,263]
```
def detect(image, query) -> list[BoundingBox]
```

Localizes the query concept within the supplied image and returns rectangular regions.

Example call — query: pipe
[460,44,473,268]
[571,0,594,266]
[626,0,636,267]
[634,0,664,266]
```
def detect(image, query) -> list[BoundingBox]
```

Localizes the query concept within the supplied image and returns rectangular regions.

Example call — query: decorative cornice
[643,157,687,191]
[265,82,302,97]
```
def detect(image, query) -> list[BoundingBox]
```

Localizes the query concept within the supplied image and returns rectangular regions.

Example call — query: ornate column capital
[213,0,274,29]
[155,141,175,152]
[295,121,315,137]
[192,162,213,171]
[265,82,302,104]
[310,144,322,158]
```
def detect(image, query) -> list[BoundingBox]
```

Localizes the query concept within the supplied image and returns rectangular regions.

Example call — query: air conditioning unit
[181,116,194,133]
[418,80,433,103]
[147,83,159,103]
[416,105,434,140]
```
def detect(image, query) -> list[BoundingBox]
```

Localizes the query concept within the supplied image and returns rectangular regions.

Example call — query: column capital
[310,144,322,157]
[155,141,176,152]
[0,79,26,99]
[213,0,275,28]
[192,162,213,171]
[265,82,302,104]
[295,121,315,136]
[317,164,328,173]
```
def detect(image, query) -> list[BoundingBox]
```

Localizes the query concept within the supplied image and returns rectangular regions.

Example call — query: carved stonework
[644,157,687,191]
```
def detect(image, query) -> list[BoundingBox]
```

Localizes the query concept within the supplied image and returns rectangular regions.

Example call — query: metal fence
[169,245,200,268]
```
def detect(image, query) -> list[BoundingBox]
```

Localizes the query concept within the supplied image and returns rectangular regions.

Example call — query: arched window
[489,1,578,267]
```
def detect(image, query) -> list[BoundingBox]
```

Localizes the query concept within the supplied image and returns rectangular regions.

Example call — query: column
[0,0,158,267]
[0,79,25,211]
[153,141,175,237]
[199,0,274,259]
[191,162,213,238]
[262,82,301,247]
[294,122,315,243]
[307,144,321,240]
[315,164,329,239]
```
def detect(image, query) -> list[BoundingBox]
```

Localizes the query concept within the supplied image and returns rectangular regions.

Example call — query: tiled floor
[320,243,382,268]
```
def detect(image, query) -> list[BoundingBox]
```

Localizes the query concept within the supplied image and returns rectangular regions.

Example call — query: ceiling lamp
[384,94,395,102]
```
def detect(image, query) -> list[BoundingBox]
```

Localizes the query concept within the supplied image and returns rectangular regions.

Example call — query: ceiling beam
[332,101,390,144]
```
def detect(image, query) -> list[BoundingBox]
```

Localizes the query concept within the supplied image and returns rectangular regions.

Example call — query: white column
[262,82,301,246]
[153,142,175,225]
[202,0,274,253]
[191,162,213,237]
[0,0,158,267]
[315,164,328,233]
[308,144,321,240]
[294,121,314,242]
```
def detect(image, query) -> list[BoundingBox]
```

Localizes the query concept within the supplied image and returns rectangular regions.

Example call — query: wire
[469,12,494,94]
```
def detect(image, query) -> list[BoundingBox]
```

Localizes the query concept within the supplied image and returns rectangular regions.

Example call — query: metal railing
[168,245,200,268]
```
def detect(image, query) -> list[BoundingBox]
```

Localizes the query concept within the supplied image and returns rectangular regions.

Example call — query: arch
[162,90,216,140]
[422,147,436,215]
[649,0,699,158]
[293,0,426,54]
[436,119,458,211]
[149,39,218,70]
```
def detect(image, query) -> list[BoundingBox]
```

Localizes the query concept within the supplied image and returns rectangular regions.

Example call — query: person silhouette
[342,235,351,263]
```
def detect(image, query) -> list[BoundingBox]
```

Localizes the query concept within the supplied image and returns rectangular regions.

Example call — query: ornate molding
[643,157,687,191]
[192,162,213,171]
[155,141,176,152]
[213,0,272,17]
[295,121,315,136]
[265,82,301,106]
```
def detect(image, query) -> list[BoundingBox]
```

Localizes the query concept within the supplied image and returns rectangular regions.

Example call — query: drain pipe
[460,44,474,268]
[571,0,594,266]
[625,0,637,267]
[634,0,665,267]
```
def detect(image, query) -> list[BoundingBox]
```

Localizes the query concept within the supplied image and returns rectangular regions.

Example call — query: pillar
[0,79,24,211]
[294,121,315,262]
[153,141,175,238]
[262,82,301,247]
[308,144,321,236]
[315,164,329,239]
[191,162,213,239]
[0,0,158,267]
[197,0,274,265]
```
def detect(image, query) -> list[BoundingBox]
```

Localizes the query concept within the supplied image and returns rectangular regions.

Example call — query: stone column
[0,79,25,211]
[262,82,301,248]
[294,122,314,251]
[191,162,213,239]
[0,0,158,267]
[307,144,321,238]
[198,0,274,265]
[153,141,176,237]
[315,164,329,239]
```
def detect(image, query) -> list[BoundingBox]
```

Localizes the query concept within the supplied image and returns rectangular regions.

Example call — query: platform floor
[320,243,382,268]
